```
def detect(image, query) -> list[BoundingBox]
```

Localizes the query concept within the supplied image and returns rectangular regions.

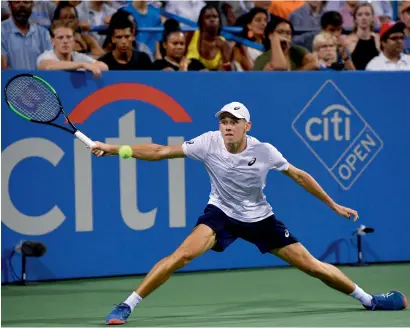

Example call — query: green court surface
[2,264,409,327]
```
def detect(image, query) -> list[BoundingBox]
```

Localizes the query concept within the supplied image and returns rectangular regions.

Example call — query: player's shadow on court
[132,299,364,326]
[131,307,365,327]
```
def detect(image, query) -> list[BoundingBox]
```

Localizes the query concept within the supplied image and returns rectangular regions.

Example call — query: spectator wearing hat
[399,1,410,53]
[366,20,410,70]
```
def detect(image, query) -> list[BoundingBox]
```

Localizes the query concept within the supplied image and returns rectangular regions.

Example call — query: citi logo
[292,80,383,190]
[2,82,192,235]
[248,157,256,166]
[305,105,351,142]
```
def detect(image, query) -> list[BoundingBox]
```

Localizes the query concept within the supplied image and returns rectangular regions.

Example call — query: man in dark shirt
[98,17,151,70]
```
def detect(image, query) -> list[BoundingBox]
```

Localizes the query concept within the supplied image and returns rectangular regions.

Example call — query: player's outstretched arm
[282,164,359,221]
[91,141,186,161]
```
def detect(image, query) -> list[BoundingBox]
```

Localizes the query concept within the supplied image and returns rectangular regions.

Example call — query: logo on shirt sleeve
[248,157,256,166]
[186,140,194,145]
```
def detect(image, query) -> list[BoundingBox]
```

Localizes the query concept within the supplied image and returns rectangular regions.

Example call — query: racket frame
[4,73,100,151]
[4,73,78,135]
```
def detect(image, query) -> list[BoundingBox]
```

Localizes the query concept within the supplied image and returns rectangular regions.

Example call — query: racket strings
[6,76,61,122]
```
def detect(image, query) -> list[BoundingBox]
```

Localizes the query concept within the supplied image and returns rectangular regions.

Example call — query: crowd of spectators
[2,0,410,73]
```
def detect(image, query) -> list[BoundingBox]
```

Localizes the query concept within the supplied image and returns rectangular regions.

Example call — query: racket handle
[75,131,104,155]
[75,130,95,148]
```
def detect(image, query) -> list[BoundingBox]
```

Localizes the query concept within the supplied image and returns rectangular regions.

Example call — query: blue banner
[2,71,410,283]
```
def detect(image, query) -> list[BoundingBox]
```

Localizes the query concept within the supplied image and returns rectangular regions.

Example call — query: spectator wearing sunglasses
[366,20,410,71]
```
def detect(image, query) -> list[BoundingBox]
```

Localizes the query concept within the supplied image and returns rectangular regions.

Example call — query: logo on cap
[234,106,240,110]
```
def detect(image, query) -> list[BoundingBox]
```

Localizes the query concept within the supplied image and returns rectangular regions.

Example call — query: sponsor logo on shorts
[285,229,290,238]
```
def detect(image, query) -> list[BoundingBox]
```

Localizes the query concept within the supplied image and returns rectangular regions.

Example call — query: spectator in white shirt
[366,20,410,71]
[75,1,117,45]
[37,19,108,77]
[165,0,206,25]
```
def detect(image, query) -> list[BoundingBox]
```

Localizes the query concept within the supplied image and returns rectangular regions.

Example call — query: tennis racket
[4,73,102,153]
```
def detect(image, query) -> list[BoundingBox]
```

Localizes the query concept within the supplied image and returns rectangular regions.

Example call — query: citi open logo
[292,80,383,190]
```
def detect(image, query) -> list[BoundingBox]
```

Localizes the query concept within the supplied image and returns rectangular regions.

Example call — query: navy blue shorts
[196,204,298,254]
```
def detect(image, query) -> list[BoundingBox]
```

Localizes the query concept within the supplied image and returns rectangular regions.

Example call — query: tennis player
[91,102,407,325]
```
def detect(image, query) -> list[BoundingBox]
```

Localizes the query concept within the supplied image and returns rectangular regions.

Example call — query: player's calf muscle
[170,248,197,269]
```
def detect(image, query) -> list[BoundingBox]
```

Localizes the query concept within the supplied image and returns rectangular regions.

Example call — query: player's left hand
[333,204,359,221]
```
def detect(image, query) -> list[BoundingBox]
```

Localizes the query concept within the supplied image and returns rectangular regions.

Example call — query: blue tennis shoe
[364,291,407,311]
[106,303,131,325]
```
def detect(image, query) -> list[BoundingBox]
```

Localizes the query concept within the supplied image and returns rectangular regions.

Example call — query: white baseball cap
[215,102,251,122]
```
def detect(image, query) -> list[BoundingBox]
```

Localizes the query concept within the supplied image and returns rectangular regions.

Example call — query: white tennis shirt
[182,131,289,223]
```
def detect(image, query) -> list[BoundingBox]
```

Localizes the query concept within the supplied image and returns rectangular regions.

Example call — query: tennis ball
[119,145,133,159]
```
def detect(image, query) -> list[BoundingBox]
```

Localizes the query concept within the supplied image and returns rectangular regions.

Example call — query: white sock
[349,284,373,307]
[123,292,142,311]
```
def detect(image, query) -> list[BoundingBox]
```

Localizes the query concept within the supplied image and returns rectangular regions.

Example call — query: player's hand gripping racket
[4,73,102,154]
